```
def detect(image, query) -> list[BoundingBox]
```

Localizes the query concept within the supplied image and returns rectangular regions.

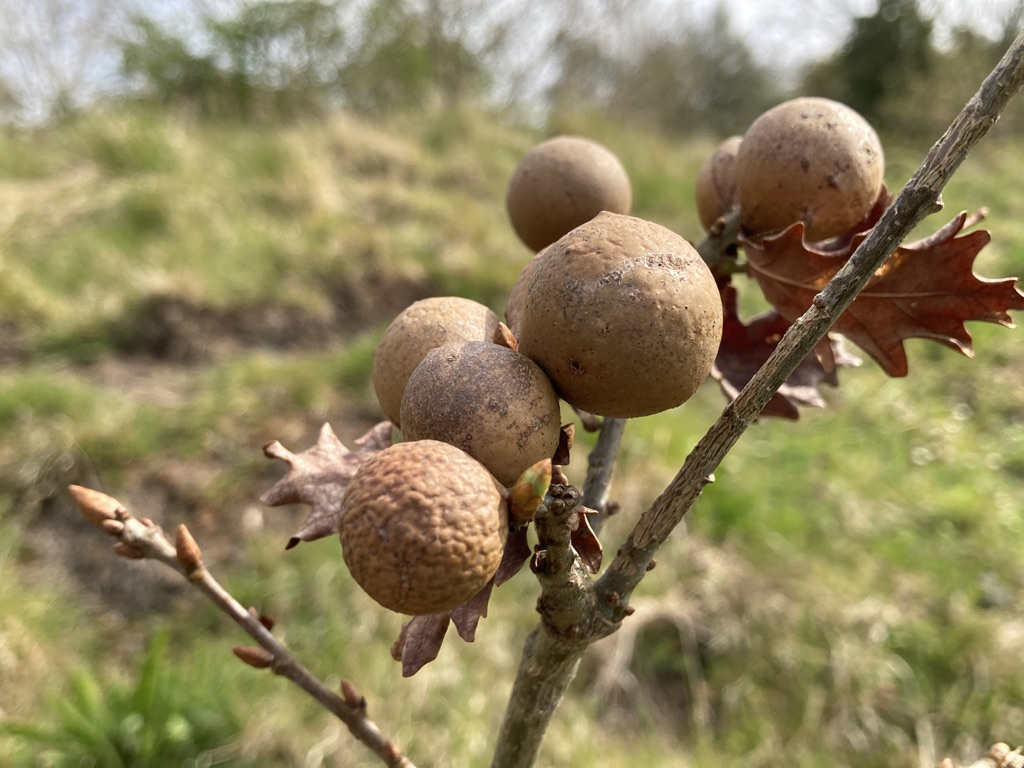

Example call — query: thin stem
[582,416,626,532]
[67,485,415,768]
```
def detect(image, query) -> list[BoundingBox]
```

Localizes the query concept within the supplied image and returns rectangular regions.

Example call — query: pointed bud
[249,607,276,631]
[175,525,203,577]
[68,485,128,526]
[233,645,274,669]
[508,458,551,524]
[493,322,518,351]
[340,679,366,711]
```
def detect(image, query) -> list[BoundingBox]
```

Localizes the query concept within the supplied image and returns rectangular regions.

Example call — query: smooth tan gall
[339,440,508,616]
[517,212,723,418]
[505,135,632,252]
[735,97,884,241]
[695,135,742,233]
[400,340,561,486]
[372,296,500,428]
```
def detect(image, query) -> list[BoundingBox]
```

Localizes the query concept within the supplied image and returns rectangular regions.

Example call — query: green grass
[4,102,1024,767]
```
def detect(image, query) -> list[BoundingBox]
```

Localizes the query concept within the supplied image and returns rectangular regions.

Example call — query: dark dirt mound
[114,271,435,362]
[0,319,26,364]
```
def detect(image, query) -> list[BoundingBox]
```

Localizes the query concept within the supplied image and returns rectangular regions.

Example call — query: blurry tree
[548,4,779,136]
[207,0,347,114]
[339,0,487,113]
[801,0,933,130]
[546,28,619,114]
[0,0,131,123]
[119,0,500,119]
[803,0,1024,140]
[120,18,227,118]
[0,75,21,121]
[121,0,346,119]
[878,22,1024,140]
[610,7,780,135]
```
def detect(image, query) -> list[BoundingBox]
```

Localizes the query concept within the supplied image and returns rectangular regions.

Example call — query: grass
[3,101,1024,767]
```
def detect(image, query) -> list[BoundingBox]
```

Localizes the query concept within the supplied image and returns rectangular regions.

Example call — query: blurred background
[2,1,1024,767]
[1,0,1022,135]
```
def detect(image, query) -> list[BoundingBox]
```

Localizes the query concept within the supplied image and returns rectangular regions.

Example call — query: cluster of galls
[341,134,726,617]
[340,97,887,618]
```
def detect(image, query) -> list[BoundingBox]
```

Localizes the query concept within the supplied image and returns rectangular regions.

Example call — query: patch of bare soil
[0,319,26,365]
[114,271,433,362]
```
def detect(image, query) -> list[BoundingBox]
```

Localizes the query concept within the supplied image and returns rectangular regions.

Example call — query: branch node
[113,542,145,559]
[101,519,125,537]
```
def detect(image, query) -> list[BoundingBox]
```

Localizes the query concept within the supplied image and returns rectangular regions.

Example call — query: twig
[490,485,624,768]
[493,27,1024,768]
[66,485,416,768]
[582,416,626,532]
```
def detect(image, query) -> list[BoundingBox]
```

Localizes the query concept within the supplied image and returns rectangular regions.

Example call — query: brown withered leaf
[390,613,451,677]
[571,509,603,573]
[494,525,532,586]
[745,211,1024,376]
[711,284,859,419]
[389,528,530,676]
[261,421,392,548]
[451,581,494,642]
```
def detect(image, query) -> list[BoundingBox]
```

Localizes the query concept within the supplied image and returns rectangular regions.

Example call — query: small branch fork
[489,28,1024,768]
[66,485,416,768]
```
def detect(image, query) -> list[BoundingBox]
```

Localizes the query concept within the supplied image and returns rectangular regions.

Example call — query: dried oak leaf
[390,527,532,676]
[494,525,532,586]
[390,612,451,677]
[261,421,392,548]
[571,509,603,574]
[711,283,860,419]
[745,211,1024,376]
[388,579,496,677]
